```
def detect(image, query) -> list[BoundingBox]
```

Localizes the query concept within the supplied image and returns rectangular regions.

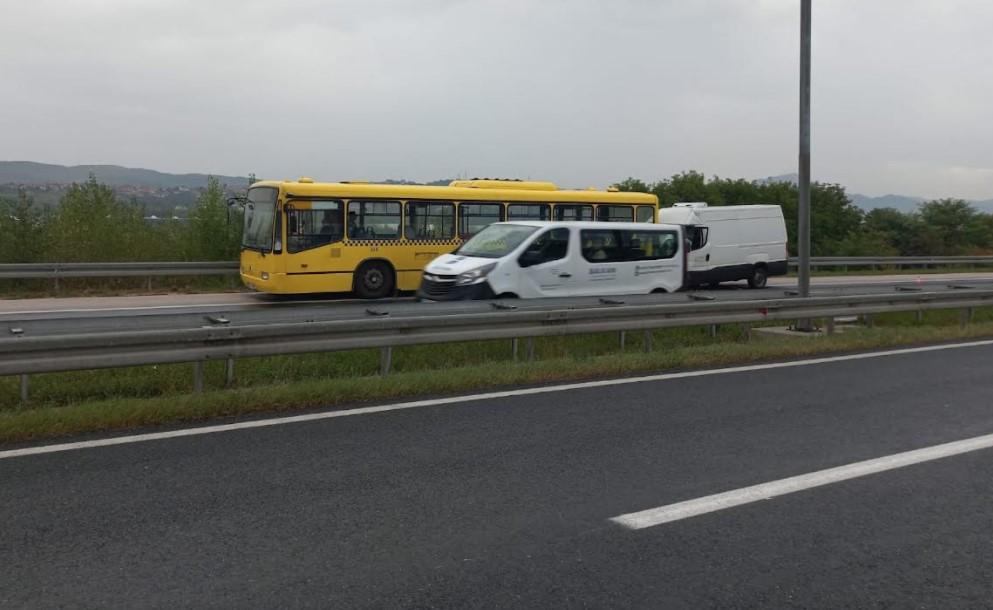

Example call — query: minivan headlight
[455,262,497,286]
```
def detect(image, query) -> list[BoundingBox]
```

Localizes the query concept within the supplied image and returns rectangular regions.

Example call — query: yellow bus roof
[250,178,657,205]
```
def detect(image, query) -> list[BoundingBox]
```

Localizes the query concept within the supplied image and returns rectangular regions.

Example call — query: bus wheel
[747,266,768,289]
[354,261,395,299]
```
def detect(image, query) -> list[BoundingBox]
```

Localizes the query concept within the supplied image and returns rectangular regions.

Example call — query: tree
[612,177,650,193]
[47,175,152,262]
[0,189,48,263]
[918,198,984,254]
[187,176,241,260]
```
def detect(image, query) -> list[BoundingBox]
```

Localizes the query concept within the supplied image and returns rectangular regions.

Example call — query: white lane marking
[3,338,993,460]
[610,431,993,530]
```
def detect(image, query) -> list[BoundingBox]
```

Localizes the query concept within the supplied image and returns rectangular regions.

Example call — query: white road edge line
[3,338,993,460]
[610,430,993,530]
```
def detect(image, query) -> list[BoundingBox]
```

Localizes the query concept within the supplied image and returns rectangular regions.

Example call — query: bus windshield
[242,187,278,251]
[456,224,539,258]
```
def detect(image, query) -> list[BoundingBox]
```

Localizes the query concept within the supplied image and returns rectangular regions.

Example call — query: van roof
[493,220,681,230]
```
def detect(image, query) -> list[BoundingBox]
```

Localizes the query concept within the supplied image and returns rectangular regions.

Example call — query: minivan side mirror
[518,249,543,268]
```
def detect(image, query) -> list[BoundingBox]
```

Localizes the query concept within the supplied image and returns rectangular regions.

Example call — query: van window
[597,205,634,222]
[627,231,679,260]
[458,223,538,258]
[459,203,503,237]
[689,226,709,250]
[519,227,570,267]
[637,206,656,223]
[581,229,679,262]
[554,204,593,221]
[406,201,454,240]
[507,203,550,221]
[347,200,401,239]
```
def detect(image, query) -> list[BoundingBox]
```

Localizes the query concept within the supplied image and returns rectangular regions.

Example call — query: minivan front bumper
[417,277,496,301]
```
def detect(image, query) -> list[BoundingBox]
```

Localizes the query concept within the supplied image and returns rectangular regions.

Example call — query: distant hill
[0,161,249,189]
[849,193,926,212]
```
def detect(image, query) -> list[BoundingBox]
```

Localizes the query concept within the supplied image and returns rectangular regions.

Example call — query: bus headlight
[456,263,496,286]
[261,272,269,280]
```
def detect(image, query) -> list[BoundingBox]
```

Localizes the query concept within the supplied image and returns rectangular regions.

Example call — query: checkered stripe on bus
[344,239,462,247]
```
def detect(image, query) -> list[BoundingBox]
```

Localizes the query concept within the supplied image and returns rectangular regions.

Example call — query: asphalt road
[3,341,993,607]
[3,273,993,338]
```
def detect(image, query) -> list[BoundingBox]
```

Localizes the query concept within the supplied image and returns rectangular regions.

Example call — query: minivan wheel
[354,261,395,299]
[748,266,768,289]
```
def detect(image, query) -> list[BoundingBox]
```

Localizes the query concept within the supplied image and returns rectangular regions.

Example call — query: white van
[660,203,788,288]
[418,221,686,300]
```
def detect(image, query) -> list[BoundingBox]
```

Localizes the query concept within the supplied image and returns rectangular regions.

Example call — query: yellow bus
[238,178,659,297]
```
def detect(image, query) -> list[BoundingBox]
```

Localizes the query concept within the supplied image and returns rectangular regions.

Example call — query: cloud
[0,0,990,198]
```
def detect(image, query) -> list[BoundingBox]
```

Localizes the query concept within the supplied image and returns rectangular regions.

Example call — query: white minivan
[660,203,788,288]
[418,221,686,300]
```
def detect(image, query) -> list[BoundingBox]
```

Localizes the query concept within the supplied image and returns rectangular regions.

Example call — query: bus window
[459,203,504,237]
[637,205,655,223]
[507,203,550,221]
[347,200,401,239]
[287,200,343,253]
[596,205,634,222]
[554,204,593,221]
[406,201,455,240]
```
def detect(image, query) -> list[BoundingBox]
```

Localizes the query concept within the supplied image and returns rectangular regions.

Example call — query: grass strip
[4,320,993,445]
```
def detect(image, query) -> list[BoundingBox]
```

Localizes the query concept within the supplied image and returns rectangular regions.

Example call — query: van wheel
[748,266,768,289]
[354,261,395,299]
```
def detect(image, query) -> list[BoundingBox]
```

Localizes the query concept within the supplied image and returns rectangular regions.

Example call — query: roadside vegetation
[2,307,992,444]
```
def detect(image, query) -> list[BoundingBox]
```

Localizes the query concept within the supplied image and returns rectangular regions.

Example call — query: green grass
[3,307,993,444]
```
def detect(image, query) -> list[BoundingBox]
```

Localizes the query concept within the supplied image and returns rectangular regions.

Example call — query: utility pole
[797,0,813,329]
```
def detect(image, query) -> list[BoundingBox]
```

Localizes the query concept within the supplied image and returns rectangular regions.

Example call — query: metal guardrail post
[20,374,29,403]
[825,317,835,335]
[380,347,393,375]
[643,330,653,353]
[512,338,519,361]
[193,362,204,393]
[619,331,626,350]
[960,308,974,328]
[225,358,235,387]
[526,337,535,361]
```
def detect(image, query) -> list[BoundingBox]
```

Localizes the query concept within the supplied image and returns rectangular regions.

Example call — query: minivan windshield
[242,187,278,251]
[456,224,539,258]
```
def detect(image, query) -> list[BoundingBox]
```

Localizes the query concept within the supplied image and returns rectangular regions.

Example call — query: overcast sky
[1,0,991,198]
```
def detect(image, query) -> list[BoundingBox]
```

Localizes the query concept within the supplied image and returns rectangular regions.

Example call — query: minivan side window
[519,227,570,267]
[581,229,679,262]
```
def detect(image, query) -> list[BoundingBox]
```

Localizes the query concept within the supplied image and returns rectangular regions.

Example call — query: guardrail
[788,256,993,269]
[0,261,240,290]
[3,287,991,401]
[1,257,991,285]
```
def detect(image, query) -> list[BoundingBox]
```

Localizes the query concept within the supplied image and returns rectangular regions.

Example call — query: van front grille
[421,273,458,296]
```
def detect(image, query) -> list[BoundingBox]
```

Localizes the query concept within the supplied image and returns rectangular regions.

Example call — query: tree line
[615,171,993,256]
[1,171,990,264]
[0,175,241,264]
